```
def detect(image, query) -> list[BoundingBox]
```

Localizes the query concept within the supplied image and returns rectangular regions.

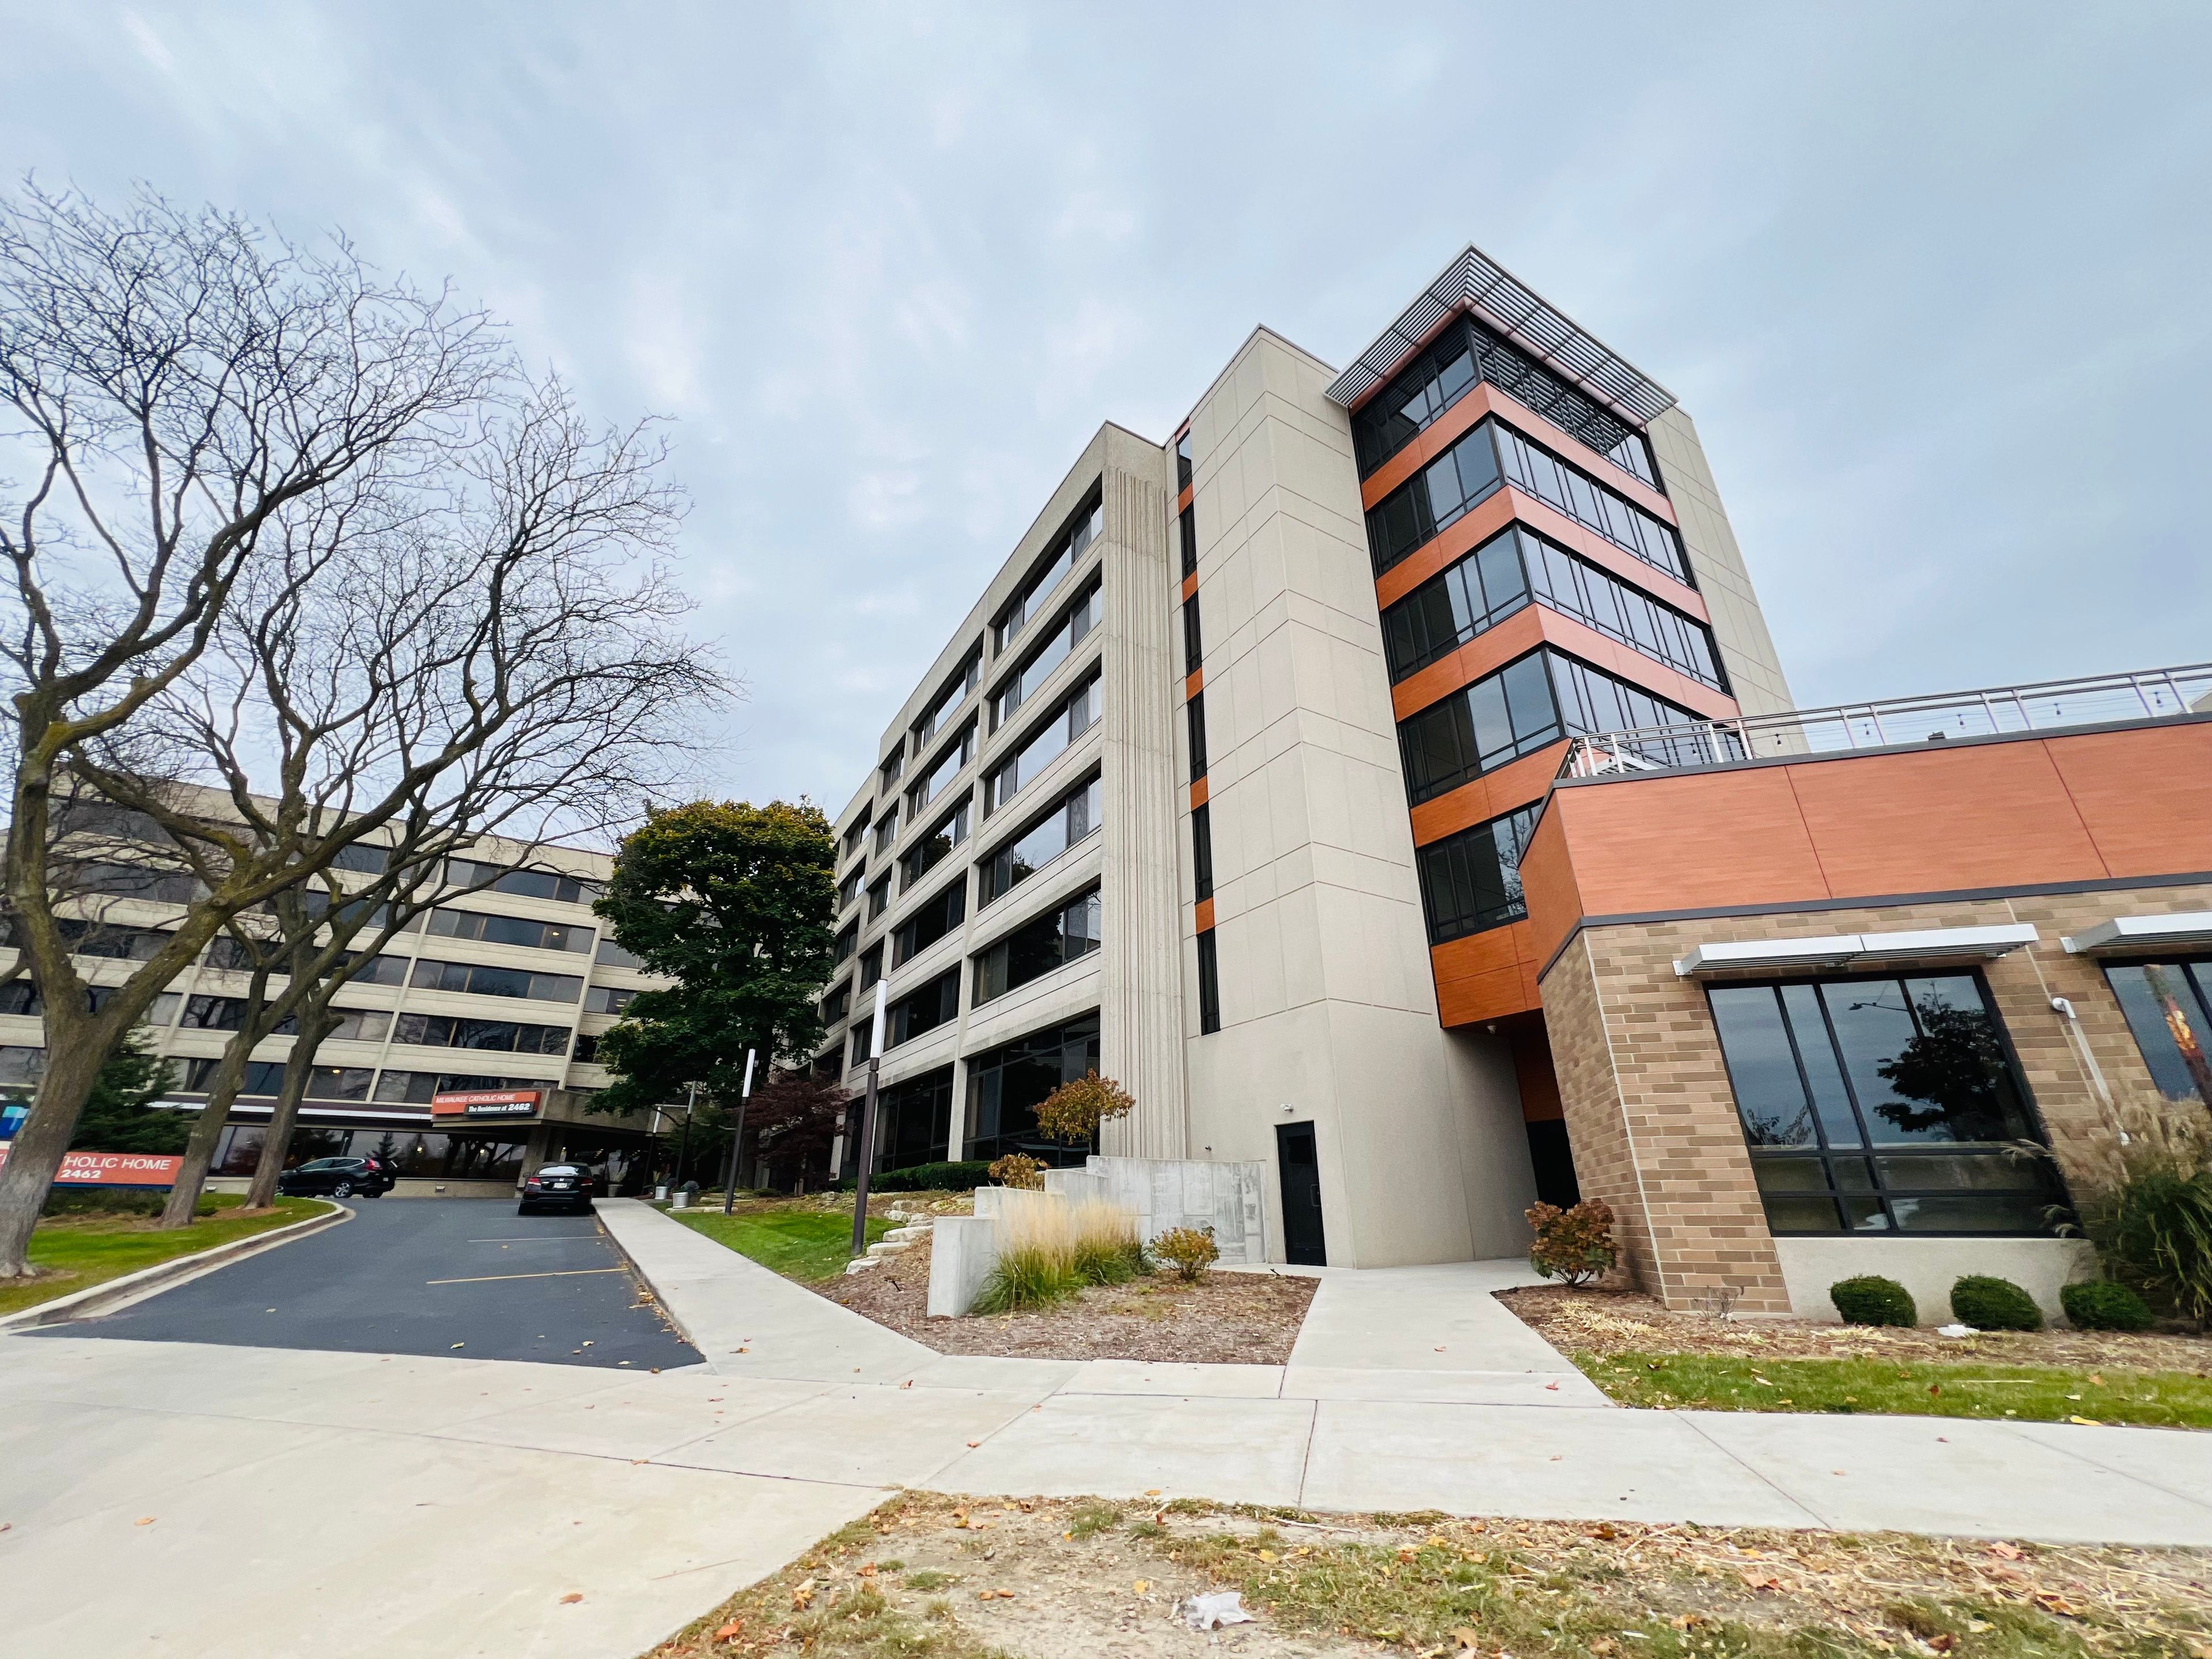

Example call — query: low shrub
[1526,1199,1616,1287]
[987,1152,1045,1190]
[2076,1140,2212,1327]
[1150,1225,1220,1283]
[40,1188,219,1219]
[2061,1279,2154,1332]
[865,1161,993,1194]
[1950,1274,2043,1332]
[1830,1275,1916,1327]
[971,1192,1142,1313]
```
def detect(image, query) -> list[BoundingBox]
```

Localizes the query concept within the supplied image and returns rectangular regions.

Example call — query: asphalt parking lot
[37,1196,703,1369]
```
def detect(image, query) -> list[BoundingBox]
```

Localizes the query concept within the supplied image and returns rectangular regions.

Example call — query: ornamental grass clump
[1526,1199,1616,1287]
[971,1192,1142,1313]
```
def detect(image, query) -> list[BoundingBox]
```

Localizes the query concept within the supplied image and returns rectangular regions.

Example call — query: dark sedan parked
[276,1155,397,1199]
[517,1163,596,1215]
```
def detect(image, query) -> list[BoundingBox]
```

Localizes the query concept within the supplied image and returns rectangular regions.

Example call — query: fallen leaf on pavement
[965,1439,980,1448]
[558,1593,583,1604]
[899,1379,913,1389]
[134,1517,154,1527]
[450,1342,465,1350]
[1133,1580,1150,1594]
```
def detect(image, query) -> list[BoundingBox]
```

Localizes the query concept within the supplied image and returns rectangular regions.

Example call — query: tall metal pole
[720,1047,757,1215]
[849,983,888,1258]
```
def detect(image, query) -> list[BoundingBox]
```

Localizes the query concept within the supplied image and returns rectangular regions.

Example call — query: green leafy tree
[67,1034,190,1154]
[590,800,838,1128]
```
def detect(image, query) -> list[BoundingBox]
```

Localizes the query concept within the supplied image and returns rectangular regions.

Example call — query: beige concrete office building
[0,832,666,1195]
[824,244,1794,1267]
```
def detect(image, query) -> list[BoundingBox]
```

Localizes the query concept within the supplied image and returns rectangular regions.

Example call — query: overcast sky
[4,3,2206,809]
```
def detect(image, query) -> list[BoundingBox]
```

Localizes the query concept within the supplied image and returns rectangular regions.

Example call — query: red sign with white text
[0,1147,186,1187]
[430,1089,543,1120]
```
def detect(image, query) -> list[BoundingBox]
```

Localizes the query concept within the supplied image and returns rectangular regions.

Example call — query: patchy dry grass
[641,1493,2212,1659]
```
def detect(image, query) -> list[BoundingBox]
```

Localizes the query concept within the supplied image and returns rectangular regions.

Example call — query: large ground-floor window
[872,1065,954,1172]
[962,1011,1100,1167]
[2105,957,2212,1110]
[1707,971,2061,1234]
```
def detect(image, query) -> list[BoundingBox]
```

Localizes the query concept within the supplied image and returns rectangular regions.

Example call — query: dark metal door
[1275,1122,1327,1266]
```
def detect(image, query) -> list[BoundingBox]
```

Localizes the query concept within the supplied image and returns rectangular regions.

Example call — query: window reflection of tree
[1862,989,2020,1142]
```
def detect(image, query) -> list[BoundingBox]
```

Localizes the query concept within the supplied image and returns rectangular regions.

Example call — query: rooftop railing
[1559,662,2212,781]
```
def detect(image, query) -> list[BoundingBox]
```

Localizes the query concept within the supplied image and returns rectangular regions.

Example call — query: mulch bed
[1499,1283,2212,1373]
[819,1259,1317,1363]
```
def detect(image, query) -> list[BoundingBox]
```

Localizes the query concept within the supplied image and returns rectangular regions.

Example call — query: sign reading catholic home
[0,1147,186,1187]
[430,1089,544,1122]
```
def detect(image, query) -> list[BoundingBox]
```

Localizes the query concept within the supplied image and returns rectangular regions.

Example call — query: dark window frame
[1196,929,1221,1034]
[972,884,1101,1004]
[1709,969,2063,1237]
[1415,805,1540,944]
[978,771,1102,907]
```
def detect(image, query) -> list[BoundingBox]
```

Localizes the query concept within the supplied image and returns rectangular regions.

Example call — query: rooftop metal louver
[1324,245,1677,428]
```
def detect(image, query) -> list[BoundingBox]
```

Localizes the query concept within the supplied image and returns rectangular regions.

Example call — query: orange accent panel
[1180,571,1198,603]
[1360,381,1675,523]
[1516,804,1587,971]
[1431,919,1542,1024]
[1194,898,1215,933]
[1184,668,1203,701]
[1389,606,1738,726]
[2043,722,2212,877]
[1535,768,1828,956]
[1514,724,2212,966]
[1372,487,1706,621]
[1406,744,1566,847]
[1176,484,1192,514]
[1784,744,2110,895]
[1189,777,1209,810]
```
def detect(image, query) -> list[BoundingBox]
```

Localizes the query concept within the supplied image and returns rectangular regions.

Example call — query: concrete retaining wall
[1772,1236,2099,1326]
[1044,1154,1266,1264]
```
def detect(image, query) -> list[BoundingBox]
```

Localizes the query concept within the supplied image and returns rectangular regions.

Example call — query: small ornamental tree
[1526,1198,1617,1287]
[1033,1071,1135,1145]
[988,1153,1044,1190]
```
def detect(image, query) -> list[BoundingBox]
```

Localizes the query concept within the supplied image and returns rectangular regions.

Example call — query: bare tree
[0,185,724,1276]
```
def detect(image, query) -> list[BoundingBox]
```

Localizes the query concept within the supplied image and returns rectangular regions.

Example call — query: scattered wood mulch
[820,1257,1317,1363]
[1499,1283,2212,1372]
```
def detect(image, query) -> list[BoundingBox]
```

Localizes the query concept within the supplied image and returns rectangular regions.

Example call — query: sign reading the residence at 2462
[430,1089,544,1121]
[0,1147,187,1188]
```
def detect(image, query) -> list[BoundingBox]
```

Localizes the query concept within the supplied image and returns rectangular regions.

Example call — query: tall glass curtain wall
[1397,647,1710,806]
[1384,525,1725,693]
[982,775,1101,904]
[1708,973,2061,1234]
[1351,312,1658,488]
[963,1012,1101,1166]
[2105,959,2212,1107]
[1366,416,1688,585]
[1416,805,1540,943]
[866,1065,955,1172]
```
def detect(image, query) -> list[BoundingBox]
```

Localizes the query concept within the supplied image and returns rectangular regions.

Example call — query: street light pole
[720,1047,756,1215]
[849,983,888,1258]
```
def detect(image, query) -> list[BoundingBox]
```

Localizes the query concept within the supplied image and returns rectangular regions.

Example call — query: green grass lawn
[1582,1349,2212,1429]
[672,1204,892,1283]
[0,1193,326,1321]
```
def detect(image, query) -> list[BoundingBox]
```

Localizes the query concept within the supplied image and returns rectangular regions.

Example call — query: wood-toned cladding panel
[1430,918,1543,1024]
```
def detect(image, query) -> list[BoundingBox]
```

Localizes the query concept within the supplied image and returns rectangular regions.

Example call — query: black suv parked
[276,1156,398,1199]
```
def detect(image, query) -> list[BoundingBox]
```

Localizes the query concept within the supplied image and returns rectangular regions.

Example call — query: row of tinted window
[442,858,603,906]
[914,647,982,749]
[1382,525,1724,691]
[1351,312,1660,490]
[980,775,1100,906]
[906,721,974,816]
[1709,974,2059,1235]
[986,669,1099,812]
[995,495,1102,653]
[993,578,1101,729]
[975,887,1100,1004]
[425,907,592,953]
[1398,648,1702,806]
[1366,417,1688,587]
[1415,805,1539,944]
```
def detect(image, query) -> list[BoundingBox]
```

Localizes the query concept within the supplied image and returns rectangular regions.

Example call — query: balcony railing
[1559,662,2212,781]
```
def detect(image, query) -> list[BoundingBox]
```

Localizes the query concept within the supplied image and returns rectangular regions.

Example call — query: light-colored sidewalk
[597,1199,2212,1547]
[10,1203,2212,1658]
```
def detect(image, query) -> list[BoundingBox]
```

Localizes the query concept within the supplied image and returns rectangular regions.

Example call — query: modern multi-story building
[0,824,666,1195]
[824,244,1795,1267]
